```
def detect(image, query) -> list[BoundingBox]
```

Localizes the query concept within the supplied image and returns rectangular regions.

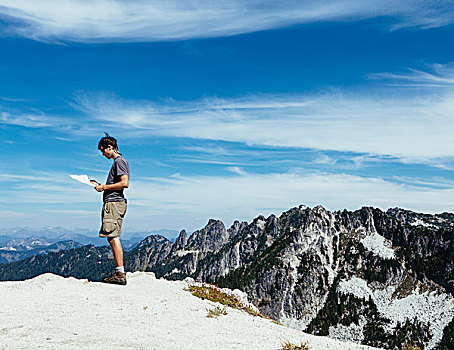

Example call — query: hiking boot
[102,271,127,285]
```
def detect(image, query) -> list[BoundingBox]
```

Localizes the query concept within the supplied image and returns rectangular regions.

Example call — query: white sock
[116,266,125,273]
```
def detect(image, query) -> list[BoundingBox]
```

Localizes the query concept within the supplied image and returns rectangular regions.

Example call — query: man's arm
[95,175,128,192]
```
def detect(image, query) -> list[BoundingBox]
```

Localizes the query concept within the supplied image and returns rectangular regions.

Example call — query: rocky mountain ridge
[1,205,453,349]
[128,205,454,350]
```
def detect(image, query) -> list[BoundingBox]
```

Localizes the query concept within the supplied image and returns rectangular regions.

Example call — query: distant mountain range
[0,227,178,263]
[0,205,452,350]
[0,238,83,264]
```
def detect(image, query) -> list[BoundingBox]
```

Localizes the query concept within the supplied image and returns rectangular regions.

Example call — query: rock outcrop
[1,205,453,349]
[127,205,454,350]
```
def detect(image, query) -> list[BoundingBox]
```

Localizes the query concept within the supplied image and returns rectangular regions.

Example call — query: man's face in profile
[99,146,115,159]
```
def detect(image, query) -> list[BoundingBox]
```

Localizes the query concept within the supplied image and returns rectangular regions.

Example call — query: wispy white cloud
[313,154,338,167]
[0,106,99,136]
[73,74,454,161]
[4,169,453,231]
[0,171,101,184]
[180,145,233,156]
[4,64,454,166]
[391,176,454,189]
[0,171,101,205]
[369,63,454,87]
[0,210,25,217]
[0,111,61,128]
[0,96,34,102]
[227,166,247,176]
[43,209,96,215]
[0,1,453,43]
[122,172,454,231]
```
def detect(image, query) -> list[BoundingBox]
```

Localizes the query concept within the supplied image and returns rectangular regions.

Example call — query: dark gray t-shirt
[103,155,130,203]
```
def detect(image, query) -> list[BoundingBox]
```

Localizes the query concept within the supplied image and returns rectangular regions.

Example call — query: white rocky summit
[0,272,381,350]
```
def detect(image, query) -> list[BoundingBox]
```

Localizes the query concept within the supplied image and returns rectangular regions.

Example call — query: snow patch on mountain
[374,286,454,349]
[284,251,301,321]
[234,242,241,269]
[176,249,199,257]
[255,219,266,230]
[329,316,367,343]
[0,246,16,251]
[360,232,395,259]
[338,276,454,349]
[409,219,434,228]
[338,277,371,300]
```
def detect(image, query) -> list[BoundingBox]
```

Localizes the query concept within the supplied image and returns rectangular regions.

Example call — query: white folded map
[70,174,100,187]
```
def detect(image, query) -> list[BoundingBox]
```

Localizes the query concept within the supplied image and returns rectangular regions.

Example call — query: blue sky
[1,1,454,237]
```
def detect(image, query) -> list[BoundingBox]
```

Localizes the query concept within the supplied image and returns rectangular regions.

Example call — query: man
[95,133,130,285]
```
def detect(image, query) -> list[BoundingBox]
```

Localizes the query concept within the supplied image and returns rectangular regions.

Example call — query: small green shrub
[207,305,227,318]
[280,340,311,350]
[185,282,280,323]
[187,283,243,308]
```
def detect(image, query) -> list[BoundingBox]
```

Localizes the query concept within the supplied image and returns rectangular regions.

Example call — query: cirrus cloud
[72,82,454,162]
[2,169,453,231]
[3,63,454,164]
[0,1,453,43]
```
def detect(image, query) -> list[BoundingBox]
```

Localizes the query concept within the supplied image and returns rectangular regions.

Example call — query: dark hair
[98,132,120,153]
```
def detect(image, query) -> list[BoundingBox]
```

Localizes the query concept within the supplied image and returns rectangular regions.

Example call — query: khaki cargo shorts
[99,201,127,238]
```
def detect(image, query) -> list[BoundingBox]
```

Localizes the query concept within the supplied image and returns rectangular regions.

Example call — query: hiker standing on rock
[95,133,130,285]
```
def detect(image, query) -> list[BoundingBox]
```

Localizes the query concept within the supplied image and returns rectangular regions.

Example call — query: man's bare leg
[108,237,123,268]
[102,237,126,285]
